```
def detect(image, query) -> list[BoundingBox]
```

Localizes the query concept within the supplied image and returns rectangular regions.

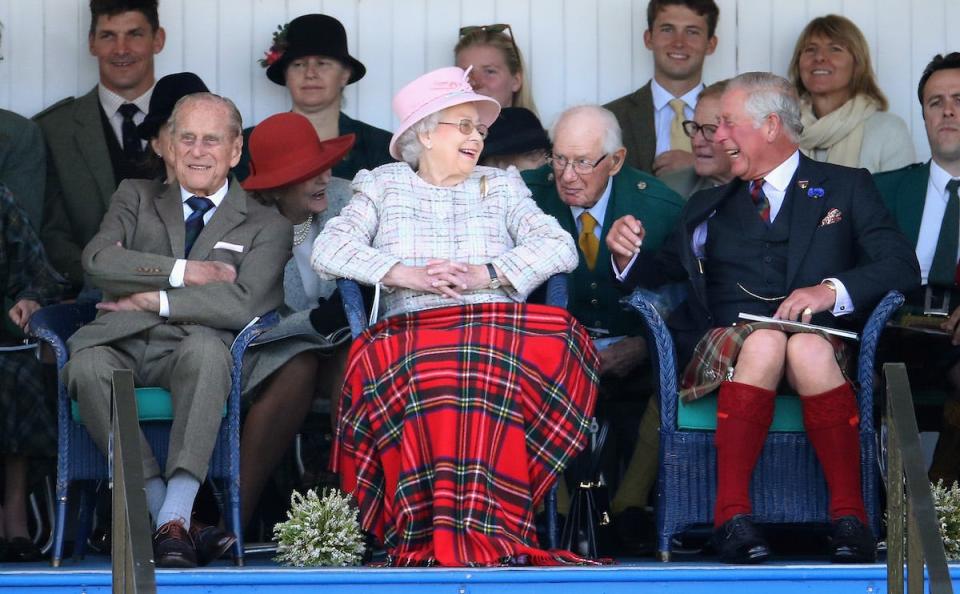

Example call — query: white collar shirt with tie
[569,177,614,238]
[97,83,153,150]
[917,159,960,285]
[650,78,703,157]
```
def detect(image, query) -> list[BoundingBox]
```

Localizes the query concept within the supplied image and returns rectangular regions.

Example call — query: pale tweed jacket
[311,162,577,319]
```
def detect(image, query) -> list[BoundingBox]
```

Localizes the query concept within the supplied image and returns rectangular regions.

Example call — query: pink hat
[389,66,501,160]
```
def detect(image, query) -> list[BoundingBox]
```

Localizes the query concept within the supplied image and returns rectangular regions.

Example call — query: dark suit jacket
[35,86,116,291]
[68,178,292,353]
[873,161,930,249]
[604,82,656,174]
[622,154,921,359]
[525,164,683,336]
[0,108,46,229]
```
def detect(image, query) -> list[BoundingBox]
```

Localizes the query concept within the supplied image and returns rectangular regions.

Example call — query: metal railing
[884,362,953,594]
[110,370,156,594]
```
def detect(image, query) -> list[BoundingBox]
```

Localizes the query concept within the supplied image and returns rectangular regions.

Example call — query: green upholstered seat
[71,387,226,423]
[677,394,805,432]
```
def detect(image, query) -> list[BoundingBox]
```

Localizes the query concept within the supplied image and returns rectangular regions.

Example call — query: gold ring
[802,307,813,316]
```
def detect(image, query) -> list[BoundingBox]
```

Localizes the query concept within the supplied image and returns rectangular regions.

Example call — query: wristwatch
[486,263,502,289]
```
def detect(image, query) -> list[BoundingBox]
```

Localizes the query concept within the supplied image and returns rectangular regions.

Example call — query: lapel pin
[637,181,647,190]
[807,187,825,199]
[798,180,809,189]
[547,172,554,182]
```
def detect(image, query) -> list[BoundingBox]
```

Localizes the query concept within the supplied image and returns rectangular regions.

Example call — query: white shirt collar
[98,83,153,117]
[179,180,229,207]
[929,159,959,201]
[762,150,801,193]
[570,177,614,229]
[650,78,704,111]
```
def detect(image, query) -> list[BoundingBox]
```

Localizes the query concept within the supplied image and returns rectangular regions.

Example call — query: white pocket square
[213,241,244,253]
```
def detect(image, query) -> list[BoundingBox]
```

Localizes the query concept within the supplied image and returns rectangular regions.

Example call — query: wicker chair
[622,289,904,561]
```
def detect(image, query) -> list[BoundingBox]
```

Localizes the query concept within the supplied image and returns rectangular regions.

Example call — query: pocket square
[819,208,842,227]
[213,241,244,253]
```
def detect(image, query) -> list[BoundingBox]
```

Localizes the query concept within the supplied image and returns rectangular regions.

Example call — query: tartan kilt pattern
[333,302,599,566]
[0,351,56,457]
[680,322,851,402]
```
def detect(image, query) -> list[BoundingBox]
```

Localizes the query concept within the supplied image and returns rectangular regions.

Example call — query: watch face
[489,278,502,290]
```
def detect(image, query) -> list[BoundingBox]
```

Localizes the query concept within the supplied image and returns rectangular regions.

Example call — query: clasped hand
[382,260,489,300]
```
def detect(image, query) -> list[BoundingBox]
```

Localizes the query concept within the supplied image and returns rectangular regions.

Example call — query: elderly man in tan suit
[63,93,292,568]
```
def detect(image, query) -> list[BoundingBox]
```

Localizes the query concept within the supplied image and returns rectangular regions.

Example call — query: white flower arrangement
[273,488,366,567]
[932,479,960,560]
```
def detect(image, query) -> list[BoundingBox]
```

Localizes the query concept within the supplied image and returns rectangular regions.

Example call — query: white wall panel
[0,0,958,161]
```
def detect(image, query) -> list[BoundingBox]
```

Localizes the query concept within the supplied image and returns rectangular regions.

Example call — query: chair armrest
[856,290,905,427]
[621,289,679,432]
[230,310,281,362]
[27,302,98,371]
[337,279,368,339]
[544,274,568,309]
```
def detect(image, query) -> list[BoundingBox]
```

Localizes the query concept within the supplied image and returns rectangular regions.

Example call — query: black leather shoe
[153,520,197,568]
[6,537,41,562]
[712,515,771,564]
[829,516,876,563]
[189,520,236,566]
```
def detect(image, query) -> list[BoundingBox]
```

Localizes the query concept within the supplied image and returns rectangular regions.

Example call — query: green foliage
[932,479,960,560]
[273,488,365,567]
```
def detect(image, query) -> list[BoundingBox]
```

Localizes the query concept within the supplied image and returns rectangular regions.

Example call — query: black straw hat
[480,107,551,160]
[265,14,366,87]
[137,72,209,140]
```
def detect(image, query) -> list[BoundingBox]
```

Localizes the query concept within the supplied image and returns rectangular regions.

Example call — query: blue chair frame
[336,274,569,550]
[29,302,279,567]
[622,289,904,561]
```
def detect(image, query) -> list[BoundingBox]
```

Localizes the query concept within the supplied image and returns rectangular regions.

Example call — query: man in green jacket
[875,52,960,484]
[524,105,684,554]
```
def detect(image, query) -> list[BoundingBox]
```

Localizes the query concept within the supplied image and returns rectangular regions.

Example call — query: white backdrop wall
[0,0,958,162]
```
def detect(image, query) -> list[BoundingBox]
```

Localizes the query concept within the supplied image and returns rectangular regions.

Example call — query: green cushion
[71,387,226,424]
[677,394,805,432]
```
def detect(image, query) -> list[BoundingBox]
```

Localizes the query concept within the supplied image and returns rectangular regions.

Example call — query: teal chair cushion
[71,387,226,424]
[677,394,805,432]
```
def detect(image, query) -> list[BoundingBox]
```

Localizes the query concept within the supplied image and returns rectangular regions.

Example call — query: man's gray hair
[549,105,624,155]
[727,72,804,142]
[394,112,442,168]
[168,92,243,139]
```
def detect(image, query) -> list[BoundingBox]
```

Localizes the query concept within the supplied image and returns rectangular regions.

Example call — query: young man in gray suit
[63,94,292,568]
[604,0,718,178]
[36,0,166,295]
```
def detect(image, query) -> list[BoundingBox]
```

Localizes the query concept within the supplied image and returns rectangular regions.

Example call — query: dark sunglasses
[458,23,521,60]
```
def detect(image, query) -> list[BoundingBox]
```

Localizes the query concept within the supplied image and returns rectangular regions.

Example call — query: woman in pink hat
[312,67,599,566]
[237,113,357,535]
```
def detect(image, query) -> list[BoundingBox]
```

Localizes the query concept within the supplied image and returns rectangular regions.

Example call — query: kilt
[0,350,56,457]
[334,302,599,566]
[679,322,852,402]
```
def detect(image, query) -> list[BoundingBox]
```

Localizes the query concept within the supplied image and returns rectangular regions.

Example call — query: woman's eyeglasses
[458,23,521,60]
[438,119,489,139]
[682,120,718,142]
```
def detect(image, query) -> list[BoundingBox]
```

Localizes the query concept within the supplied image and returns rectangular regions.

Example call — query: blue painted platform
[2,557,959,593]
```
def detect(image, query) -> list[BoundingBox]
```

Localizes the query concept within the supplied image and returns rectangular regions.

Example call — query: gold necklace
[293,213,314,246]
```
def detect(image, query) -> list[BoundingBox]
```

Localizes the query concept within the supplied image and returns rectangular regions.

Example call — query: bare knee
[732,330,788,390]
[785,333,844,394]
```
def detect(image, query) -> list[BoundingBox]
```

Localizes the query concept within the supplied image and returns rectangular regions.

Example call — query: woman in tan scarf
[789,15,914,173]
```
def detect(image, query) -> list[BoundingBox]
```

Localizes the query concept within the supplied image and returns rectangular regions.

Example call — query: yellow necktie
[579,212,599,270]
[668,98,691,152]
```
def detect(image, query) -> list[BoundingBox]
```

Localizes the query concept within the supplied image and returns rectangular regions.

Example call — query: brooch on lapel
[807,187,825,199]
[637,181,647,190]
[480,175,488,198]
[819,208,843,227]
[798,180,809,189]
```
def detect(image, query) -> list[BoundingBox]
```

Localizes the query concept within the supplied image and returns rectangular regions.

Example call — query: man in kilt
[606,72,920,564]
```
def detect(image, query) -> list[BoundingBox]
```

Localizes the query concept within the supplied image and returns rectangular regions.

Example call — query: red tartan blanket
[333,302,599,566]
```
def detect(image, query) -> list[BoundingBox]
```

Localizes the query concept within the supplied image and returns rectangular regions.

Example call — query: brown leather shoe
[189,520,236,566]
[153,520,197,568]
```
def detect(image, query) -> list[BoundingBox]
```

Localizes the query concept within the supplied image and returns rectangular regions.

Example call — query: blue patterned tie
[184,195,214,256]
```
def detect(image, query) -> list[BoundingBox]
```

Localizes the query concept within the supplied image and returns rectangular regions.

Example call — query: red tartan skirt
[333,302,599,566]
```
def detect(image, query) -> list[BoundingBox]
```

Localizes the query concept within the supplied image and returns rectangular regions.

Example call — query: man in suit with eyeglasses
[608,72,918,564]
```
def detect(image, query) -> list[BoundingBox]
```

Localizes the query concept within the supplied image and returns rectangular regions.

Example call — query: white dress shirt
[158,181,229,317]
[569,178,613,239]
[651,79,702,157]
[97,84,152,150]
[916,159,960,284]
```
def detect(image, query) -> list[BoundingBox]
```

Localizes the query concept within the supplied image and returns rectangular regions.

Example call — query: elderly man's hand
[940,305,960,346]
[773,284,837,323]
[599,336,647,378]
[652,150,695,177]
[606,215,646,272]
[8,299,41,331]
[184,261,237,286]
[96,291,162,314]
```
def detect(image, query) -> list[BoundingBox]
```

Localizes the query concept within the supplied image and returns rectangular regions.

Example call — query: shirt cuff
[612,252,640,281]
[825,278,854,316]
[159,290,170,318]
[169,259,187,287]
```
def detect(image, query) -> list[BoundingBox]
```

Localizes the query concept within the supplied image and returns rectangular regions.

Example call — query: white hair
[169,92,243,139]
[727,72,804,142]
[549,105,623,155]
[394,112,442,168]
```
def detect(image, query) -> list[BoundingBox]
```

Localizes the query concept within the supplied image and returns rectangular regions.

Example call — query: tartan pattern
[0,352,55,456]
[334,302,599,566]
[680,322,850,402]
[750,179,771,223]
[0,183,65,311]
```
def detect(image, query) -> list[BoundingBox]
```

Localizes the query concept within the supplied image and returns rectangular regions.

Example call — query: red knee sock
[800,383,866,523]
[714,381,776,527]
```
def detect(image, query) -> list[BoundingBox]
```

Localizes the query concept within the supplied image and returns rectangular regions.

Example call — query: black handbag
[560,419,612,558]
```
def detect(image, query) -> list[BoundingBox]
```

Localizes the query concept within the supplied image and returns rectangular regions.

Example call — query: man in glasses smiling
[524,105,684,555]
